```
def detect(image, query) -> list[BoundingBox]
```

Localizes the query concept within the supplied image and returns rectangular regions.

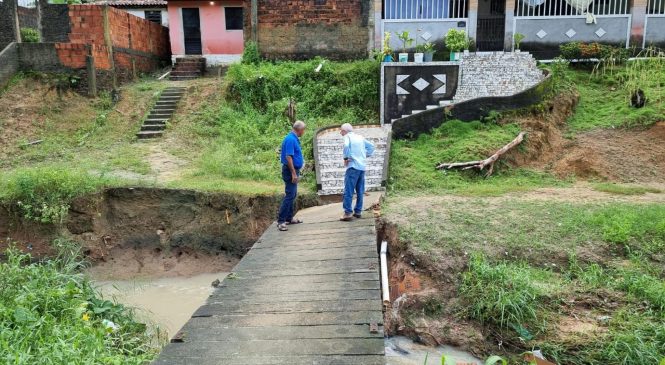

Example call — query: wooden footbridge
[153,199,386,365]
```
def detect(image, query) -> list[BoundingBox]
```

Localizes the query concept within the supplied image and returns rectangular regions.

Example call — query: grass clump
[592,182,662,195]
[460,254,557,328]
[0,242,160,364]
[0,166,116,224]
[389,120,567,195]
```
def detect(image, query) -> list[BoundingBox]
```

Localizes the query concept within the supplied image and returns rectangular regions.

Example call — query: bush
[0,243,160,364]
[559,42,629,62]
[445,29,468,52]
[0,167,114,224]
[241,41,261,65]
[20,28,40,43]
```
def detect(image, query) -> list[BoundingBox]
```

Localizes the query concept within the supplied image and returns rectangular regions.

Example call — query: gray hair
[341,123,353,132]
[293,120,306,130]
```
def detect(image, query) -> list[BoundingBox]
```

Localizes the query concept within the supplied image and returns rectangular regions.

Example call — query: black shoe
[353,213,362,219]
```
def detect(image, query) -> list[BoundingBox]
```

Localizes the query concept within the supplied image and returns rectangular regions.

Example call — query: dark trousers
[277,164,299,224]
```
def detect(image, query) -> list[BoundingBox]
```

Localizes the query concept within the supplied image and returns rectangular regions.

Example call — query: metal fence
[384,0,468,19]
[648,0,665,14]
[515,0,629,16]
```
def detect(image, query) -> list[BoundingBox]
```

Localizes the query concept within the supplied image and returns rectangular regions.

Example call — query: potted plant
[382,32,394,62]
[445,29,468,61]
[396,31,413,62]
[514,33,525,52]
[422,42,435,62]
[414,44,425,63]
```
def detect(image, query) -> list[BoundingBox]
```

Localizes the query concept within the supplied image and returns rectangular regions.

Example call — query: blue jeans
[278,164,299,224]
[343,168,365,215]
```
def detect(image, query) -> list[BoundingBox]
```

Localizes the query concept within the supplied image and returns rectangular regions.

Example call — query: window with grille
[383,0,469,19]
[514,0,629,16]
[648,0,665,14]
[145,10,162,24]
[225,7,243,30]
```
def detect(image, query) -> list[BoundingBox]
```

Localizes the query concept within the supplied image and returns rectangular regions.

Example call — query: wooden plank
[153,355,386,365]
[174,324,383,342]
[233,257,378,271]
[207,289,381,303]
[193,299,382,316]
[184,311,384,327]
[156,338,385,357]
[213,280,380,296]
[258,227,375,241]
[239,248,378,264]
[220,272,379,284]
[251,240,375,251]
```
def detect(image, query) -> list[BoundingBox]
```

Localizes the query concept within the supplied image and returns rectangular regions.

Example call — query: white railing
[384,0,468,19]
[648,0,665,14]
[515,0,629,17]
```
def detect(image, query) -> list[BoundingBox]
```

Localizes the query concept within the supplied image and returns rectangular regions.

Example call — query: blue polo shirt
[280,131,304,169]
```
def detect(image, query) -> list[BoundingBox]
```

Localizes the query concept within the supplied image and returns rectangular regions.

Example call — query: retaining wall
[0,0,19,51]
[0,43,19,89]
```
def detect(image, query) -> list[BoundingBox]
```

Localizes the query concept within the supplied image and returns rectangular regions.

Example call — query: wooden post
[86,46,97,98]
[251,0,258,42]
[101,5,117,89]
[630,0,648,48]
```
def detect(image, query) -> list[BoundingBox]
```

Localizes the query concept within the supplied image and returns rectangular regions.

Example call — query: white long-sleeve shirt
[343,132,375,171]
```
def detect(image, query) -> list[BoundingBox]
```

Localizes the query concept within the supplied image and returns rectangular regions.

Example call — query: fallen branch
[435,131,526,177]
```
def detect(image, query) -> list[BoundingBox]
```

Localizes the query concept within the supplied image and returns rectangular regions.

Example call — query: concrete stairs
[169,57,205,81]
[136,87,185,139]
[315,125,391,196]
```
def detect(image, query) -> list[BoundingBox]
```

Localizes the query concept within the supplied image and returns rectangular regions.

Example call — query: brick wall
[0,0,19,51]
[246,0,372,60]
[18,6,39,29]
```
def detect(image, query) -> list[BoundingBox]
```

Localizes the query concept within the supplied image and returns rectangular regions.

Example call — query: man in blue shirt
[277,121,306,231]
[340,123,375,221]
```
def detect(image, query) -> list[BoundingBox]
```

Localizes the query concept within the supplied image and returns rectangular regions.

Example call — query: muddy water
[386,336,483,365]
[93,272,228,339]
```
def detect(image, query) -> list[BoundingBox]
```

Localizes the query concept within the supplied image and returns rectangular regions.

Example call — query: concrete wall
[39,0,70,43]
[168,0,244,64]
[0,43,19,89]
[0,0,20,50]
[17,42,62,71]
[516,16,630,58]
[382,19,467,52]
[644,16,665,48]
[17,5,38,29]
[246,0,372,60]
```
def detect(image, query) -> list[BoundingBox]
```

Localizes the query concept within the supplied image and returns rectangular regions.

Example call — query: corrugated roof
[93,0,166,7]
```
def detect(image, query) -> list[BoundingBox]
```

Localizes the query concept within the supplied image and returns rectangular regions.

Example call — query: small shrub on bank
[0,167,114,224]
[0,242,160,364]
[20,28,40,43]
[241,41,261,65]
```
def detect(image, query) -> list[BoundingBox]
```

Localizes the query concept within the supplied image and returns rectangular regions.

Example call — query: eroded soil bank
[1,187,319,266]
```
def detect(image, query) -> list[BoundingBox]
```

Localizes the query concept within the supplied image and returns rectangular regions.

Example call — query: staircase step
[141,124,167,131]
[145,120,167,125]
[426,105,439,110]
[136,131,163,139]
[411,110,424,114]
[153,105,176,111]
[170,76,199,81]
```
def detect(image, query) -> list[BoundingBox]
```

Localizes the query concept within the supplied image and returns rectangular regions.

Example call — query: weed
[0,242,161,364]
[241,41,261,65]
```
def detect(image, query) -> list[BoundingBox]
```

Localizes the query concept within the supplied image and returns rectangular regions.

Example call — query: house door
[182,8,202,55]
[476,0,506,51]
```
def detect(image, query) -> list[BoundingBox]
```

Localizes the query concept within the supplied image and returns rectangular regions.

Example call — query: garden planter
[449,52,461,61]
[398,53,409,62]
[383,54,394,62]
[414,53,424,63]
[424,52,435,62]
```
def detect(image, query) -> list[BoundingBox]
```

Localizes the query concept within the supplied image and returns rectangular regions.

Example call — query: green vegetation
[0,167,117,224]
[241,41,261,65]
[386,197,665,364]
[0,242,161,364]
[171,59,379,192]
[19,28,40,43]
[389,120,568,196]
[593,182,662,195]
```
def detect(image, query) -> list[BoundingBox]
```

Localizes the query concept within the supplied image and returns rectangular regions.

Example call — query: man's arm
[343,136,351,167]
[286,155,298,183]
[365,139,375,157]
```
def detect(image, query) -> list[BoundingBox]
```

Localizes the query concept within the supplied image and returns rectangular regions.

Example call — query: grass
[592,182,662,195]
[388,120,569,196]
[0,241,161,364]
[0,166,120,224]
[564,66,665,132]
[385,197,665,363]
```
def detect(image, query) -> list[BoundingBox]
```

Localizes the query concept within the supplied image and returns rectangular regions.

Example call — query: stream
[91,272,481,364]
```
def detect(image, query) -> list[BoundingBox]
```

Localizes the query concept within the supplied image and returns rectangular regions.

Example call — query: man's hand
[344,158,349,167]
[291,173,299,184]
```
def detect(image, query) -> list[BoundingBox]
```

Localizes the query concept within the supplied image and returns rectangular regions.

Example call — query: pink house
[166,0,244,65]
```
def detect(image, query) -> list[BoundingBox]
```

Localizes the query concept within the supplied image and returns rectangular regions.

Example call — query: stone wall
[0,43,19,89]
[246,0,372,60]
[39,0,70,43]
[0,0,19,51]
[453,52,544,102]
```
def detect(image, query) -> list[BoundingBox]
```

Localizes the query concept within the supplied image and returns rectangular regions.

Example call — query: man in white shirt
[339,123,375,221]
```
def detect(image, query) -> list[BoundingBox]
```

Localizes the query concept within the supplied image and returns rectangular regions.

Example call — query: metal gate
[476,18,505,51]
